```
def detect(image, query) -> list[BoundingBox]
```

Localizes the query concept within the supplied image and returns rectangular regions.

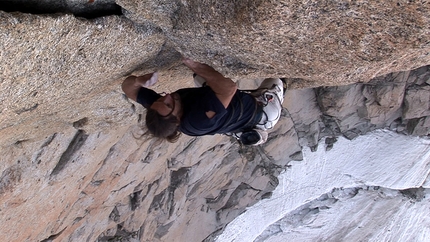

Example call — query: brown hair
[145,108,181,143]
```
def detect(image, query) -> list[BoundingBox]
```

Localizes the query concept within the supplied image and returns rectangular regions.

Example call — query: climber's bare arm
[121,73,158,101]
[182,58,237,109]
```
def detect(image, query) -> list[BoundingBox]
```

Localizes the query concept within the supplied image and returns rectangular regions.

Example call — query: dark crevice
[148,189,167,214]
[15,103,38,115]
[108,206,120,222]
[0,0,123,19]
[40,227,67,242]
[73,117,88,129]
[400,187,426,202]
[130,190,142,211]
[50,130,88,176]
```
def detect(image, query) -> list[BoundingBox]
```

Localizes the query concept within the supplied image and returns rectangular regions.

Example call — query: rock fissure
[32,133,57,164]
[399,187,427,202]
[111,180,136,194]
[40,227,67,242]
[50,130,88,177]
[129,190,142,211]
[14,103,39,115]
[0,0,123,19]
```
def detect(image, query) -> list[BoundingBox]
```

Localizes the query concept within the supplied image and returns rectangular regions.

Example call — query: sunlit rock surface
[0,11,166,146]
[118,0,430,86]
[0,1,429,241]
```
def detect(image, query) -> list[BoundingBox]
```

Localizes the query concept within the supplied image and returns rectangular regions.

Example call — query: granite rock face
[0,11,165,146]
[316,65,430,140]
[280,65,430,152]
[118,0,430,86]
[0,1,430,242]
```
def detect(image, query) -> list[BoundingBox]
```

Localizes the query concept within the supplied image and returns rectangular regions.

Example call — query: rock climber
[121,58,285,145]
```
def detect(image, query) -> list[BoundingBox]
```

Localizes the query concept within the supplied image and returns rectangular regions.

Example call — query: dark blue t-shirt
[137,86,257,136]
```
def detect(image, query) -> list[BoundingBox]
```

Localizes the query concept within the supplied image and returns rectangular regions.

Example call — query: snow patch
[217,130,430,241]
